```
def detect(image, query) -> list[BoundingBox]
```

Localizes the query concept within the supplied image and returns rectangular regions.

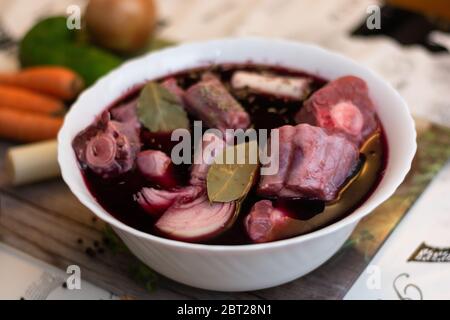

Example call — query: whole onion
[85,0,157,53]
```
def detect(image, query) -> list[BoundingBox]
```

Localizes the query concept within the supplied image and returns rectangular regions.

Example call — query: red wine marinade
[79,64,388,245]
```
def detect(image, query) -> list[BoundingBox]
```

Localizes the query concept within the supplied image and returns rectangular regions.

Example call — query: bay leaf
[137,82,189,132]
[207,141,259,202]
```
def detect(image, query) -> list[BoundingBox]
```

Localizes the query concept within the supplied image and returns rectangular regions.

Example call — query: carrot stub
[0,107,63,142]
[0,67,84,100]
[0,85,64,115]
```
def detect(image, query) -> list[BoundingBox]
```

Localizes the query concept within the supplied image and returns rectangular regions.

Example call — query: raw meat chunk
[295,76,378,145]
[258,124,359,201]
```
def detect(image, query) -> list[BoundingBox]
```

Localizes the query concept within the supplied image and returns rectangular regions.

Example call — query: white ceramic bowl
[58,38,416,292]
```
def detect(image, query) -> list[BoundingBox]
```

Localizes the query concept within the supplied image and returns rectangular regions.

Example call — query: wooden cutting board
[0,118,449,299]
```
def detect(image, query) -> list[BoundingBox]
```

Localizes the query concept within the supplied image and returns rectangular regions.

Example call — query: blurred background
[0,0,449,300]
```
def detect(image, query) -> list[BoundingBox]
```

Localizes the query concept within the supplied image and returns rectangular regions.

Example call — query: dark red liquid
[80,64,388,245]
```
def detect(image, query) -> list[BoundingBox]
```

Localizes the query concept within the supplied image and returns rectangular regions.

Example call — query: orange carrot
[0,107,63,142]
[0,85,64,115]
[0,67,84,100]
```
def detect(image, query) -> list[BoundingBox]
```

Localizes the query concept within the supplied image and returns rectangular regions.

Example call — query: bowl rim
[58,37,417,252]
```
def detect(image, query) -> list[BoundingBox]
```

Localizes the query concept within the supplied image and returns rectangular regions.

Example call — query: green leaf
[137,82,190,133]
[207,141,259,202]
